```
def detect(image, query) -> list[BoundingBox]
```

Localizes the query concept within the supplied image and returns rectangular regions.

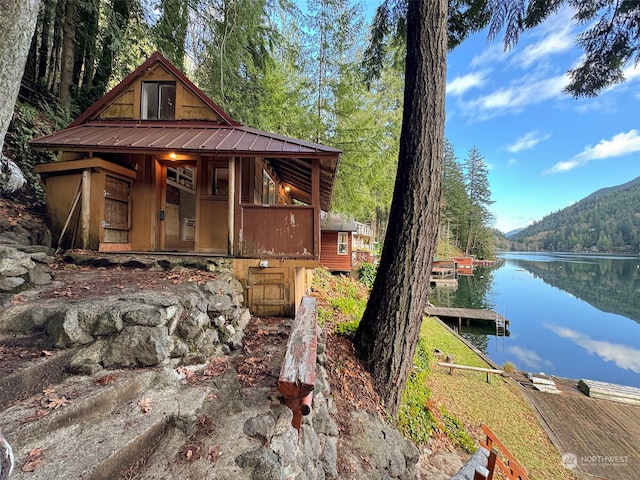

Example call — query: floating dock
[424,306,510,335]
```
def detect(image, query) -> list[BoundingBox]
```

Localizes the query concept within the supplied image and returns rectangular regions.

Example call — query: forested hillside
[510,176,640,253]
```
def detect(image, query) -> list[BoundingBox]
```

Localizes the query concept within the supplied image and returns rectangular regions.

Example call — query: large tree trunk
[59,0,77,112]
[353,0,447,419]
[0,0,40,155]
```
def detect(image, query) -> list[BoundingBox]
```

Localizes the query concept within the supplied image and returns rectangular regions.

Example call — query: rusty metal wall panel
[240,205,315,258]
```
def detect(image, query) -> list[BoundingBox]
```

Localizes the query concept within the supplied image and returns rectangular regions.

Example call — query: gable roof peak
[69,51,240,128]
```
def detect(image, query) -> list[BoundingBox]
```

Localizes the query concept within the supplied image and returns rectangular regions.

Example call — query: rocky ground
[0,195,470,479]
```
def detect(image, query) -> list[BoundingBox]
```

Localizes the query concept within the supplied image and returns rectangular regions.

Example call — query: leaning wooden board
[578,379,640,405]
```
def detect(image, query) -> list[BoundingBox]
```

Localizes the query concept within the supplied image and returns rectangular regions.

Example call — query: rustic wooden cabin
[319,212,357,273]
[32,51,341,316]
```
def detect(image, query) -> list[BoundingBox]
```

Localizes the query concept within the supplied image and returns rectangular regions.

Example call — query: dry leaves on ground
[21,447,44,472]
[137,398,153,413]
[95,374,116,386]
[41,388,70,410]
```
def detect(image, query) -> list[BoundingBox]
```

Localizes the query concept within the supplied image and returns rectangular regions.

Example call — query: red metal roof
[32,122,340,210]
[31,122,340,156]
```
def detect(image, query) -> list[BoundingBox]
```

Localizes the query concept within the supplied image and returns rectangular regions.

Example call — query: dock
[522,377,640,479]
[424,306,510,335]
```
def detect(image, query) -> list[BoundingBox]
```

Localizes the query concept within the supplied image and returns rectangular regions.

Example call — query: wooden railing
[479,424,529,480]
[239,204,316,258]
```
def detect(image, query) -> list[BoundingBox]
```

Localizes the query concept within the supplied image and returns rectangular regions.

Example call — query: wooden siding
[319,231,352,272]
[95,63,223,123]
[100,86,135,119]
[240,205,315,258]
[198,197,228,252]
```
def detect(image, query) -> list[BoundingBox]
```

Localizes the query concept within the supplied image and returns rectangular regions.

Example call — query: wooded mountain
[510,176,640,253]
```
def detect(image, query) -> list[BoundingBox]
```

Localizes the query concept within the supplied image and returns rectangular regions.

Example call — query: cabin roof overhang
[32,121,341,211]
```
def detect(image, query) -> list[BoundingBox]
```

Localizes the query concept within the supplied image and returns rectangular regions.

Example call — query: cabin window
[141,81,176,120]
[262,170,276,205]
[337,232,349,255]
[212,167,229,196]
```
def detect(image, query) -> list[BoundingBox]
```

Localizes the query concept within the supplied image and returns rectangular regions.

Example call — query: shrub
[440,408,476,453]
[335,319,360,336]
[502,361,517,374]
[357,262,377,288]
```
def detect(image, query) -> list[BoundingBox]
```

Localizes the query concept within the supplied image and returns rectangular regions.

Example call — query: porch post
[81,168,91,249]
[228,156,235,255]
[312,158,320,258]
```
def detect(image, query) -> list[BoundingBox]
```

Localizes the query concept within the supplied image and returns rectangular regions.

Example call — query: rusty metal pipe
[300,391,313,416]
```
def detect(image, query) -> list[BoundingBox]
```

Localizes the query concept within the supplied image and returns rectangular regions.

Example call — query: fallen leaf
[11,295,26,304]
[21,409,50,423]
[21,447,44,472]
[45,394,70,409]
[95,374,116,386]
[207,445,221,463]
[176,366,196,383]
[138,398,152,413]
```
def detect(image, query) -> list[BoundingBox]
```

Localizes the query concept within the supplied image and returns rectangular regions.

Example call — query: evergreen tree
[462,146,493,256]
[440,139,469,250]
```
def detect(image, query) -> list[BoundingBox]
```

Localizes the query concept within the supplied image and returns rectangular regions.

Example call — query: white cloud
[623,64,640,82]
[545,129,640,174]
[506,345,553,370]
[546,325,640,373]
[512,23,574,69]
[464,73,568,119]
[505,131,550,153]
[470,42,510,69]
[446,72,487,96]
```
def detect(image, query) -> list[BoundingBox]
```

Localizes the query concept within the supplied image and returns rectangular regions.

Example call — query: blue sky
[443,7,640,233]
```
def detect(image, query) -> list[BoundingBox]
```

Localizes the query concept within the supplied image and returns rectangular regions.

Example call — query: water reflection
[546,324,640,374]
[505,253,640,324]
[428,253,640,385]
[505,345,553,371]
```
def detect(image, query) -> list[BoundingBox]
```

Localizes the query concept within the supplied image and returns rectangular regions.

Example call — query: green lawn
[420,317,580,480]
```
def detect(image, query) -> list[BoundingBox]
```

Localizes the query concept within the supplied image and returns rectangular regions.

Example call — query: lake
[429,252,640,388]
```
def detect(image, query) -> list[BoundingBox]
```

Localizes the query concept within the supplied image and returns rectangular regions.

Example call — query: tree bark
[0,0,41,154]
[353,0,447,419]
[59,0,77,112]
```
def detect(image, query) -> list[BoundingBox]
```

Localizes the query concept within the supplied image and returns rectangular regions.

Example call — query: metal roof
[32,122,340,210]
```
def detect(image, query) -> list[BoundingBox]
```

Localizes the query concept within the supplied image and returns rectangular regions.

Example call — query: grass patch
[312,268,368,335]
[421,317,580,480]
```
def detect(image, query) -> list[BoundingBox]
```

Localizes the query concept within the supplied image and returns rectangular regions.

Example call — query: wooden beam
[278,296,318,430]
[312,158,320,258]
[81,169,91,249]
[228,156,236,255]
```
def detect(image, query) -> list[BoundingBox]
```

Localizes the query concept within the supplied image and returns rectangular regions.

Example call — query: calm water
[429,252,640,388]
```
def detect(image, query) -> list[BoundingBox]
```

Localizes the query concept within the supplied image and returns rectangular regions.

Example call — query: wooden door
[248,267,292,316]
[102,175,131,244]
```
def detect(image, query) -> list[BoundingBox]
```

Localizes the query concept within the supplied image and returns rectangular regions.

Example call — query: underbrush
[311,267,474,452]
[312,267,368,332]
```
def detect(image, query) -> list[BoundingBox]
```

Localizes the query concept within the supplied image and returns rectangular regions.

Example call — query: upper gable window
[141,81,176,120]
